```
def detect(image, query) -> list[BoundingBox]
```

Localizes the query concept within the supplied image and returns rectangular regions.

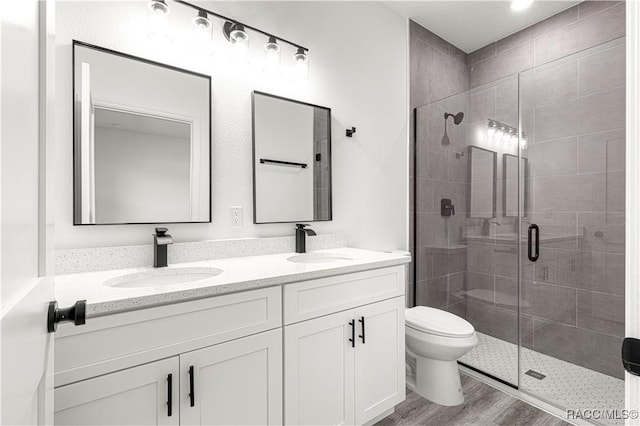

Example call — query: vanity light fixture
[160,1,310,77]
[147,0,171,44]
[191,10,213,55]
[486,118,527,149]
[511,0,535,11]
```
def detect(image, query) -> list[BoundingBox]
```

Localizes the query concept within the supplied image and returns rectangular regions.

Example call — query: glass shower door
[414,74,521,387]
[518,38,625,421]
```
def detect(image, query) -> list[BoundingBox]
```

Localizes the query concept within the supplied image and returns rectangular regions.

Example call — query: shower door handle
[528,224,539,262]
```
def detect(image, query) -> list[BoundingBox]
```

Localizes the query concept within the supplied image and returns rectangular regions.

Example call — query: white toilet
[405,306,478,406]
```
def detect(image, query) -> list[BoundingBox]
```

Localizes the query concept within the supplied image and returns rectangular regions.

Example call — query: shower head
[441,111,464,145]
[444,112,464,125]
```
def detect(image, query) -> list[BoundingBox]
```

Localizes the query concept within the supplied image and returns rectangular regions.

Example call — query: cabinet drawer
[55,286,281,387]
[283,266,404,325]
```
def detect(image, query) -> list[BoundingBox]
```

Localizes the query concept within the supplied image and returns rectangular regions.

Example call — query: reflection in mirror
[73,41,211,225]
[503,154,527,217]
[252,91,332,224]
[468,146,496,218]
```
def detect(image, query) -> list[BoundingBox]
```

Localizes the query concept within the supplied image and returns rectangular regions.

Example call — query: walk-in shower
[413,34,626,424]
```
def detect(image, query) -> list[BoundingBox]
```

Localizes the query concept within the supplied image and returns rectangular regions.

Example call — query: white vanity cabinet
[53,262,407,426]
[283,267,406,426]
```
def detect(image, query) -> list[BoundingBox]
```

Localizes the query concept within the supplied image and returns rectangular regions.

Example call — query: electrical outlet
[231,206,242,227]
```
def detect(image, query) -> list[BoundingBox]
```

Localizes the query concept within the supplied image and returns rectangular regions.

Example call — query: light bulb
[263,36,281,76]
[511,0,535,11]
[229,23,249,62]
[147,0,170,45]
[494,128,504,145]
[502,129,511,145]
[510,132,518,145]
[293,47,309,82]
[191,10,213,56]
[487,120,496,141]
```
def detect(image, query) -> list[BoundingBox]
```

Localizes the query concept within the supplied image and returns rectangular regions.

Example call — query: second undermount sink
[104,267,223,289]
[287,253,354,264]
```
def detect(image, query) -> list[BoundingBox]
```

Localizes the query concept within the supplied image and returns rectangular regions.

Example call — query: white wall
[55,1,408,252]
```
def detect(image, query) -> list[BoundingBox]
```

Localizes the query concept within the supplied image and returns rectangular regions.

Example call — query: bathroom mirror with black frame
[252,91,332,224]
[468,145,497,219]
[73,41,212,225]
[503,154,528,218]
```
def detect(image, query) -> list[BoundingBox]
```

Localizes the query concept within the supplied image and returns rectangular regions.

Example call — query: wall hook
[346,127,356,137]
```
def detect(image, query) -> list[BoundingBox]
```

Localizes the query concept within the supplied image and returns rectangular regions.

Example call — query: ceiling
[383,0,581,53]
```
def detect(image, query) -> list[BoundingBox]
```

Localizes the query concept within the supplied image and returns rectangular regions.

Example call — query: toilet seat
[406,306,475,338]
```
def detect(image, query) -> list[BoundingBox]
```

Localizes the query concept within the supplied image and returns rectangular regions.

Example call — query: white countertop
[55,247,411,317]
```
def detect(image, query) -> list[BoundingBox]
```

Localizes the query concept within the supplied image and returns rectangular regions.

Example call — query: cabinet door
[354,297,405,425]
[180,329,282,426]
[55,357,179,426]
[284,309,355,426]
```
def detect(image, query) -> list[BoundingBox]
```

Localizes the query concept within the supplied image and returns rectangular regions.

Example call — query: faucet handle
[296,224,311,229]
[155,227,169,236]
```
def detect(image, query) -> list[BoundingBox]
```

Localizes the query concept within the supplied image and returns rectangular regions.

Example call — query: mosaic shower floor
[460,332,625,425]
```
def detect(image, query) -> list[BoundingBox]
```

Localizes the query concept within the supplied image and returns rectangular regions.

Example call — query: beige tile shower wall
[409,20,469,309]
[465,1,626,379]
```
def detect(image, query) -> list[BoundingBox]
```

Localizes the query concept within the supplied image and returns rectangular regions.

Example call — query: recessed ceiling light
[511,0,535,11]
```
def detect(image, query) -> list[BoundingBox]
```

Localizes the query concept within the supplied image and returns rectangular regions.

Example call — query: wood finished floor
[375,374,571,426]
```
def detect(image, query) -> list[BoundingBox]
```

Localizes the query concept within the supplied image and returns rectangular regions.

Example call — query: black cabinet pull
[188,365,195,407]
[167,374,173,417]
[358,316,366,344]
[348,320,355,348]
[528,224,540,262]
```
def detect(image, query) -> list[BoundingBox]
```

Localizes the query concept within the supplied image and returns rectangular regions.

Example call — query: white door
[626,0,640,419]
[180,329,282,426]
[1,0,56,424]
[284,309,356,426]
[54,357,179,426]
[354,297,405,425]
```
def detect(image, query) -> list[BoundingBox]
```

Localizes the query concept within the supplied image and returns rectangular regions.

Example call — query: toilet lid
[405,307,475,338]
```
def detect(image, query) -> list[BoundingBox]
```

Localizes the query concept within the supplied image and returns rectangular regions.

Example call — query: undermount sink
[104,267,223,289]
[287,253,354,264]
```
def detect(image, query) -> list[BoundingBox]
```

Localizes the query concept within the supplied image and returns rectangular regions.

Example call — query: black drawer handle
[358,316,366,344]
[348,320,355,348]
[188,365,195,407]
[528,224,540,262]
[167,374,173,417]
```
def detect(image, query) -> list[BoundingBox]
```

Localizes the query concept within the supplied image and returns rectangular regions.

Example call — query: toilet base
[408,354,464,406]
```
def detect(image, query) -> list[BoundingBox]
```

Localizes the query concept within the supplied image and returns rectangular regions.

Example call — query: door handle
[358,316,366,344]
[348,320,355,348]
[167,374,173,417]
[528,224,539,262]
[188,365,195,407]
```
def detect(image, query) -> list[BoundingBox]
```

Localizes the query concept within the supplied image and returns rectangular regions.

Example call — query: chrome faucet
[295,224,317,253]
[153,227,173,267]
